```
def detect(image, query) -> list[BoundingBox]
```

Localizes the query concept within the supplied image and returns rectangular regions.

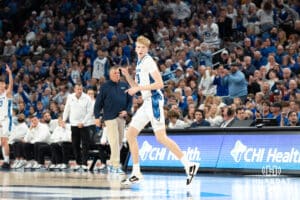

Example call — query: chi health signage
[127,133,300,171]
[218,134,300,170]
[127,134,224,168]
[231,140,300,163]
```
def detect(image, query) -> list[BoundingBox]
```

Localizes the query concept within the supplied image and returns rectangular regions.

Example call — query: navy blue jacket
[190,120,211,127]
[94,80,132,120]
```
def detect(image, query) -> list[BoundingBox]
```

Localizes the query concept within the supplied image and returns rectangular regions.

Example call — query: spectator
[93,48,110,80]
[169,0,191,22]
[235,107,246,120]
[3,39,16,57]
[206,104,223,127]
[242,56,256,79]
[183,105,196,126]
[221,62,248,105]
[217,7,233,43]
[282,111,300,126]
[198,67,217,98]
[220,106,236,127]
[168,110,189,129]
[190,109,210,127]
[257,1,275,34]
[270,102,283,125]
[200,13,220,49]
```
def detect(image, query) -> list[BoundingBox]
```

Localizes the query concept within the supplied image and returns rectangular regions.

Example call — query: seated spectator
[256,100,273,119]
[286,79,300,100]
[281,111,300,126]
[190,109,211,128]
[183,105,195,126]
[244,109,254,120]
[198,95,214,110]
[220,107,236,127]
[235,107,246,120]
[206,104,223,127]
[3,39,16,57]
[270,102,283,125]
[212,96,227,110]
[167,110,188,129]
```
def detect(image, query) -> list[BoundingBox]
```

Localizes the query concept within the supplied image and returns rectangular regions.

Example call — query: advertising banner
[127,131,300,173]
[218,134,300,170]
[127,134,224,168]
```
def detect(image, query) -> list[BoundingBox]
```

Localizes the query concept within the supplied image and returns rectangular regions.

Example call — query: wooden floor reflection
[0,170,300,200]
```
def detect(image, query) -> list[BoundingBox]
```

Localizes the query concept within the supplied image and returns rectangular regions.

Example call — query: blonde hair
[136,35,151,47]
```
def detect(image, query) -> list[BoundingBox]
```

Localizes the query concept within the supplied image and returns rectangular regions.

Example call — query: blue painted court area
[0,171,299,200]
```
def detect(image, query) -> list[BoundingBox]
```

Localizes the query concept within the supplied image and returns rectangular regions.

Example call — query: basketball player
[120,36,199,185]
[0,64,13,170]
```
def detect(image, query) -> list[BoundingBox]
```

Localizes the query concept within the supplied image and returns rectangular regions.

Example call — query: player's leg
[1,119,11,170]
[1,137,10,169]
[154,129,199,185]
[121,105,149,185]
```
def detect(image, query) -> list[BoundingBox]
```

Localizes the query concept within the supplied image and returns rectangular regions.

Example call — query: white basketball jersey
[0,91,13,121]
[135,54,163,100]
[93,57,107,79]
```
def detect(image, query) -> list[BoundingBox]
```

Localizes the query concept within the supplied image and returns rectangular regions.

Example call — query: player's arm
[120,67,138,88]
[6,64,13,98]
[125,68,163,96]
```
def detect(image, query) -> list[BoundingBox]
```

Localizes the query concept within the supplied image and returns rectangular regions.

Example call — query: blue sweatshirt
[222,70,248,98]
[94,80,132,120]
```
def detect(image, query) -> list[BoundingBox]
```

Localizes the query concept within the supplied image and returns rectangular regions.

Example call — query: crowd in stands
[1,0,300,137]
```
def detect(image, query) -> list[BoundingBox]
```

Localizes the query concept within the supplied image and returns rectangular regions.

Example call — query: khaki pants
[104,117,125,168]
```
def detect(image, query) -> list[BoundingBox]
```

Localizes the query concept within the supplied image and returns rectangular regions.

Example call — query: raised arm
[120,67,138,88]
[6,64,13,98]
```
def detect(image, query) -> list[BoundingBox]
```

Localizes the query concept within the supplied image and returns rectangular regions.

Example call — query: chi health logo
[231,140,247,162]
[230,140,265,163]
[139,140,201,161]
[231,140,300,163]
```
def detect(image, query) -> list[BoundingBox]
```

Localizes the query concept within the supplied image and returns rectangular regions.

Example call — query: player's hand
[126,87,139,96]
[119,110,127,118]
[120,67,130,77]
[5,64,11,74]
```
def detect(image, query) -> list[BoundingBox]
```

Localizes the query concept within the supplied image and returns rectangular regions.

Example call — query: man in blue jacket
[221,62,248,105]
[94,66,132,174]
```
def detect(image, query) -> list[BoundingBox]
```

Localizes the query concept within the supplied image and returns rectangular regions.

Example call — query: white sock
[180,155,191,169]
[132,163,141,175]
[2,147,9,163]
